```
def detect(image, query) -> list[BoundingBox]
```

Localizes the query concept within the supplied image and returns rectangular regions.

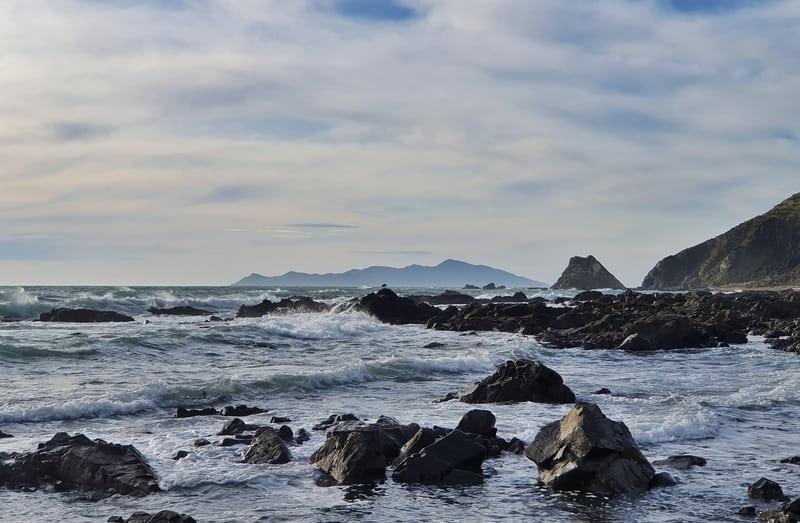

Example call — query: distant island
[232,259,547,288]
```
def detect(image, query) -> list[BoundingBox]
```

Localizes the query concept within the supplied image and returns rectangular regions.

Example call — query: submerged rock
[652,455,707,470]
[0,432,160,498]
[459,360,575,404]
[525,403,655,496]
[38,308,135,323]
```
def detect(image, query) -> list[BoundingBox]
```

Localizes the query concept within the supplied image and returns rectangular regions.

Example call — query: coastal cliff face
[642,193,800,290]
[551,255,626,290]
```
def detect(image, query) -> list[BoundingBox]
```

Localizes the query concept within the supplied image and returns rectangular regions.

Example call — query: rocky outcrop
[459,360,575,404]
[552,255,626,290]
[237,297,330,318]
[0,432,159,498]
[525,403,655,496]
[242,427,291,464]
[642,192,800,290]
[748,477,789,501]
[148,306,212,316]
[353,288,439,324]
[108,511,196,523]
[392,430,487,485]
[38,308,135,322]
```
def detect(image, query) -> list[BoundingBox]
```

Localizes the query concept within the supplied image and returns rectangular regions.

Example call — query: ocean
[1,285,798,522]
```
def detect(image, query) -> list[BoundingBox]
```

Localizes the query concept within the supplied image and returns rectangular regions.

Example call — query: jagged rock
[237,297,330,318]
[460,360,575,404]
[748,477,789,501]
[220,405,266,417]
[313,413,360,431]
[242,427,291,464]
[392,430,487,485]
[0,432,159,498]
[642,192,800,289]
[148,306,212,316]
[455,409,496,436]
[38,308,135,323]
[218,418,259,436]
[309,430,388,484]
[108,510,196,523]
[176,406,217,418]
[525,403,655,496]
[353,288,439,324]
[652,455,707,470]
[295,428,311,444]
[552,255,626,290]
[277,425,294,442]
[391,428,438,468]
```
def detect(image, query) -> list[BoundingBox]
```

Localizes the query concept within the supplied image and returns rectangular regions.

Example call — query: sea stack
[551,255,626,290]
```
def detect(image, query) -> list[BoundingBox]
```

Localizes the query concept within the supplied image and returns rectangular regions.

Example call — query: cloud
[194,184,270,204]
[324,0,420,22]
[286,223,359,229]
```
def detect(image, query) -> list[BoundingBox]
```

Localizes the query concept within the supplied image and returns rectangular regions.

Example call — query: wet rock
[0,432,160,498]
[270,416,291,424]
[171,450,190,461]
[295,428,311,444]
[237,297,330,318]
[242,427,291,464]
[220,405,266,417]
[737,506,756,517]
[392,430,487,485]
[391,428,438,468]
[0,430,12,438]
[506,437,526,454]
[309,430,388,485]
[434,392,458,403]
[460,360,575,404]
[455,409,496,437]
[649,471,678,489]
[38,308,135,323]
[313,413,360,431]
[652,455,707,470]
[148,306,212,316]
[193,438,211,447]
[218,418,259,436]
[780,456,800,464]
[277,425,294,442]
[525,403,655,496]
[748,477,789,501]
[354,288,439,324]
[593,387,612,395]
[108,510,196,523]
[551,255,626,290]
[176,406,218,418]
[423,342,445,348]
[219,438,248,447]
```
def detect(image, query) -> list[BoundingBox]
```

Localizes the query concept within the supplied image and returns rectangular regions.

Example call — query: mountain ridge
[232,259,546,288]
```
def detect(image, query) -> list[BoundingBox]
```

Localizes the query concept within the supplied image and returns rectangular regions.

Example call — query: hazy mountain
[642,192,800,289]
[232,259,546,288]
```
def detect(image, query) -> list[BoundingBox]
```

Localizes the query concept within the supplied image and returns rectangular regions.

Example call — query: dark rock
[313,413,360,431]
[737,506,757,517]
[242,427,291,464]
[220,405,266,417]
[219,438,249,447]
[309,430,388,484]
[506,437,526,454]
[464,284,479,290]
[176,406,217,418]
[193,438,211,447]
[392,430,487,485]
[353,288,439,325]
[574,290,604,301]
[460,360,575,404]
[218,418,259,436]
[780,456,800,464]
[748,477,789,501]
[552,255,626,290]
[148,306,212,316]
[171,450,190,461]
[391,428,438,468]
[0,432,159,498]
[525,403,655,496]
[434,392,458,403]
[652,455,707,470]
[423,342,445,349]
[415,291,475,306]
[295,428,311,444]
[483,283,497,290]
[593,387,612,395]
[38,308,135,323]
[110,510,196,523]
[270,416,291,424]
[455,409,496,437]
[491,292,528,303]
[237,297,330,318]
[277,425,294,442]
[0,430,12,438]
[649,471,678,489]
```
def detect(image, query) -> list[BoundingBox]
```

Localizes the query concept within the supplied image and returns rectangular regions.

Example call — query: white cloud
[0,0,798,285]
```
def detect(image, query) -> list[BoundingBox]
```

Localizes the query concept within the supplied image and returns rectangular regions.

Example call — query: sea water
[1,286,799,522]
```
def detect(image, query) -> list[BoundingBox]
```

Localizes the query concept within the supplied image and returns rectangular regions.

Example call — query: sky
[1,0,799,286]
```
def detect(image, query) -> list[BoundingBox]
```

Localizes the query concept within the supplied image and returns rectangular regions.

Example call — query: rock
[506,437,526,454]
[780,456,800,464]
[593,387,612,395]
[0,432,160,498]
[748,477,789,501]
[308,430,388,484]
[176,406,218,418]
[391,428,438,468]
[652,455,707,470]
[219,438,248,447]
[237,297,330,318]
[392,430,487,485]
[218,418,259,436]
[109,511,196,523]
[193,438,211,447]
[0,430,12,438]
[38,308,135,323]
[295,428,311,444]
[147,306,212,316]
[454,409,496,437]
[573,290,605,301]
[353,288,439,324]
[313,413,360,431]
[277,425,294,442]
[525,403,655,496]
[490,292,528,303]
[220,405,266,417]
[434,392,458,403]
[424,342,445,349]
[242,427,291,464]
[737,506,757,517]
[171,450,190,461]
[464,284,479,290]
[649,471,678,489]
[270,416,291,424]
[483,283,497,290]
[459,360,575,404]
[551,255,626,290]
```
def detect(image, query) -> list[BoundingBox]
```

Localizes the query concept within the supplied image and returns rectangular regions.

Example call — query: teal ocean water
[1,286,798,522]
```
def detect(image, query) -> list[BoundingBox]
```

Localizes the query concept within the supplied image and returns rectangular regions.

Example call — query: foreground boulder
[460,360,575,404]
[38,308,135,323]
[353,288,439,324]
[525,403,655,496]
[552,255,626,290]
[0,432,159,497]
[392,430,487,485]
[242,427,291,464]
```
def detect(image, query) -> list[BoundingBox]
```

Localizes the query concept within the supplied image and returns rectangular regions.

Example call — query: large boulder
[551,255,626,290]
[392,430,487,485]
[309,430,389,485]
[525,403,655,496]
[354,288,439,324]
[242,427,291,464]
[460,360,575,404]
[0,432,160,497]
[38,308,135,322]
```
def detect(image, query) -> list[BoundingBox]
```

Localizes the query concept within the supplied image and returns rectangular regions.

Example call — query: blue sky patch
[660,0,770,15]
[328,0,418,22]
